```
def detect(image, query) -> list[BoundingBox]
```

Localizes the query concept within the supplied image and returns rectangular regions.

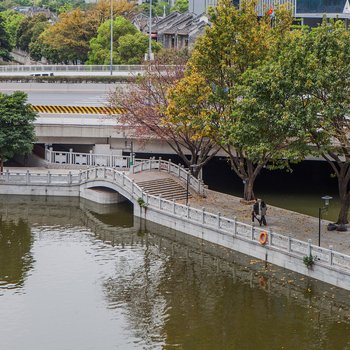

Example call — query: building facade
[188,0,350,25]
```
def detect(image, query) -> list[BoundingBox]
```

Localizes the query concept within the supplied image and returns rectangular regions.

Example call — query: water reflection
[0,217,33,289]
[0,195,350,350]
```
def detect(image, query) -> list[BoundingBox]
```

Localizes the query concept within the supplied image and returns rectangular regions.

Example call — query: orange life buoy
[259,231,268,245]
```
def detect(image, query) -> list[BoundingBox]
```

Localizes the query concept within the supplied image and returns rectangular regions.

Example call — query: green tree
[268,20,350,224]
[16,13,48,52]
[170,0,188,13]
[188,0,293,200]
[0,91,37,172]
[0,16,11,61]
[0,10,24,48]
[117,32,161,64]
[87,16,137,64]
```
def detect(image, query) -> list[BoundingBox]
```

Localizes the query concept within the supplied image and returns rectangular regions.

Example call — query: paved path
[5,167,350,256]
[131,171,350,255]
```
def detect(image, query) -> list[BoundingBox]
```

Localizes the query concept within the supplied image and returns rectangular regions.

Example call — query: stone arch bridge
[0,159,207,216]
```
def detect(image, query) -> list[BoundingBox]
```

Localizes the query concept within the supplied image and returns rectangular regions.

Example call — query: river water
[1,195,350,349]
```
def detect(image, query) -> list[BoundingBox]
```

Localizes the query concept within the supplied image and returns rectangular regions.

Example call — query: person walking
[260,200,267,226]
[252,198,260,224]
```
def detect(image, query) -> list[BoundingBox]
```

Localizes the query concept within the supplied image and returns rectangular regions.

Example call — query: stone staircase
[136,178,191,201]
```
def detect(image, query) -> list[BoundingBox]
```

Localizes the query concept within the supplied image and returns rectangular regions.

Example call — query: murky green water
[1,196,350,350]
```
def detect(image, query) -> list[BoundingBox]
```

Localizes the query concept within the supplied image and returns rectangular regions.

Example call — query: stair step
[135,177,191,201]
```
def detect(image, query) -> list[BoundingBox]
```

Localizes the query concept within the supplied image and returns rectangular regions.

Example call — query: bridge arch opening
[80,186,130,205]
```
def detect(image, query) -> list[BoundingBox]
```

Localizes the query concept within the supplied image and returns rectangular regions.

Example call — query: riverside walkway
[2,157,350,290]
[3,165,348,255]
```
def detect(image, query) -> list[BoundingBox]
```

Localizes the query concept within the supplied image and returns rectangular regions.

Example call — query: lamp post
[110,0,113,76]
[148,0,153,61]
[186,164,197,206]
[318,195,333,247]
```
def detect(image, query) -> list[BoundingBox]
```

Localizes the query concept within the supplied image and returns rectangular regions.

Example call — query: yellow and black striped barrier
[32,105,125,115]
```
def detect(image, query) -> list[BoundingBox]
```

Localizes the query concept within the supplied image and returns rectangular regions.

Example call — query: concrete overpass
[0,82,179,155]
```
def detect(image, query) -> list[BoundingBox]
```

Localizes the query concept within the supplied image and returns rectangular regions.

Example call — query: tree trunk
[337,181,350,224]
[243,176,255,201]
[337,197,350,224]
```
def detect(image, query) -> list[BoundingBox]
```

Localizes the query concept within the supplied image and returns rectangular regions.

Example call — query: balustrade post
[69,149,73,164]
[173,199,176,214]
[95,168,98,179]
[307,239,312,257]
[103,167,106,179]
[109,155,112,168]
[168,159,171,173]
[78,170,82,183]
[145,193,149,206]
[89,150,93,166]
[178,164,181,178]
[5,169,9,182]
[149,158,152,171]
[158,157,162,171]
[202,207,205,224]
[68,171,72,184]
[26,170,30,184]
[329,245,334,266]
[233,217,237,236]
[251,225,255,241]
[288,235,292,252]
[47,171,51,184]
[159,195,162,209]
[131,179,134,194]
[268,230,273,246]
[187,205,189,218]
[49,147,54,163]
[217,212,221,229]
[122,173,125,186]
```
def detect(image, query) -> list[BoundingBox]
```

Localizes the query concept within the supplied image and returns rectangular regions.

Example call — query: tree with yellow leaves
[39,8,99,63]
[187,0,294,200]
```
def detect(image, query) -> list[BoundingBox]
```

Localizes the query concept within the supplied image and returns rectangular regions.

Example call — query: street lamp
[110,0,113,76]
[318,195,333,247]
[186,164,197,206]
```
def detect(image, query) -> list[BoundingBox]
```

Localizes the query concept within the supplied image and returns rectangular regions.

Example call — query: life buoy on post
[259,231,268,245]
